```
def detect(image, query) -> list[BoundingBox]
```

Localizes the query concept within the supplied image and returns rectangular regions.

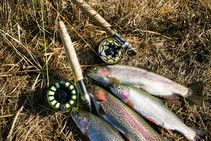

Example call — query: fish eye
[92,67,97,71]
[114,85,121,93]
[114,84,120,90]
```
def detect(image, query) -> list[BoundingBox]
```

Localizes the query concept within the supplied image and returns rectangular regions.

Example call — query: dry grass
[0,0,210,140]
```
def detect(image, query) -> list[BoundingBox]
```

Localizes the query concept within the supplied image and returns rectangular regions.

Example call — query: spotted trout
[110,84,206,141]
[85,65,203,104]
[88,85,164,141]
[71,110,124,141]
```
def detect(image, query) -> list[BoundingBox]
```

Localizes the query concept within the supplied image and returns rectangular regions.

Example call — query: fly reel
[46,79,79,111]
[98,37,124,65]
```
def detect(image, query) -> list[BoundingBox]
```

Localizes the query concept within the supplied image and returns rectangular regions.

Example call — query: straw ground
[0,0,210,140]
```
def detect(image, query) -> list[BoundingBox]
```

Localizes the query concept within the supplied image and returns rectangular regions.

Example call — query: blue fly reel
[98,37,124,65]
[46,79,79,111]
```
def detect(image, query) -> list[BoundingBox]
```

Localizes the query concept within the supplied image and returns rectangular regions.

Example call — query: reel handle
[127,43,138,55]
[72,0,115,36]
[114,33,138,55]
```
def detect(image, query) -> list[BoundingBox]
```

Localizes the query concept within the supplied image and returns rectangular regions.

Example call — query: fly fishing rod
[46,0,91,112]
[71,0,138,64]
[58,21,91,112]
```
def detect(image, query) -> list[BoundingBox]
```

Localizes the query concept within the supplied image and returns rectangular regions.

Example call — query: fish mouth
[71,108,79,120]
[87,74,110,86]
[86,85,94,94]
[87,86,103,107]
[85,69,100,79]
[85,67,111,86]
[85,68,94,76]
[71,110,90,130]
[71,113,79,127]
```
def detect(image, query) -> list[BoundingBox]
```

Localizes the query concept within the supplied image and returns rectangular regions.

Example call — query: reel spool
[98,37,124,65]
[46,79,79,111]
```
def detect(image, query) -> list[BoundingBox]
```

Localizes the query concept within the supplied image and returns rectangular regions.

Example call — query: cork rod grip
[59,21,84,81]
[71,0,115,36]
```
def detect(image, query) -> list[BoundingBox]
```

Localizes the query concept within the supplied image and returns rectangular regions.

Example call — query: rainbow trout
[71,110,124,141]
[88,85,164,141]
[86,65,202,103]
[110,84,205,141]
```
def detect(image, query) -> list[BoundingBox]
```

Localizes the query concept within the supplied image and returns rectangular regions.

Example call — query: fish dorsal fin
[84,129,91,141]
[99,103,106,115]
[108,77,119,84]
[119,132,131,141]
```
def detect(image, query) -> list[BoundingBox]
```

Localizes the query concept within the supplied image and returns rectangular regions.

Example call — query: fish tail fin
[194,129,210,141]
[188,81,203,96]
[186,81,204,106]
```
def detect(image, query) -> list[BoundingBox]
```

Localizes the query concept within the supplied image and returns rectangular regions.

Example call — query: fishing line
[45,0,99,56]
[40,0,50,86]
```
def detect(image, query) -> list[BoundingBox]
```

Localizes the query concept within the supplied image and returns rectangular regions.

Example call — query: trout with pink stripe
[86,65,203,104]
[110,84,206,141]
[88,85,164,141]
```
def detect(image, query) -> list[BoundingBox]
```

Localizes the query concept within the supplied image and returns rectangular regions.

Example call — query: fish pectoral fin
[99,103,106,115]
[84,130,91,141]
[147,117,157,125]
[108,77,119,84]
[125,100,134,108]
[119,132,131,141]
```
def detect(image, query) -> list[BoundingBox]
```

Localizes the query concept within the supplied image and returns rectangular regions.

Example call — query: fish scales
[88,85,164,141]
[106,95,153,139]
[71,110,124,141]
[86,65,190,101]
[110,84,200,141]
[108,65,173,84]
